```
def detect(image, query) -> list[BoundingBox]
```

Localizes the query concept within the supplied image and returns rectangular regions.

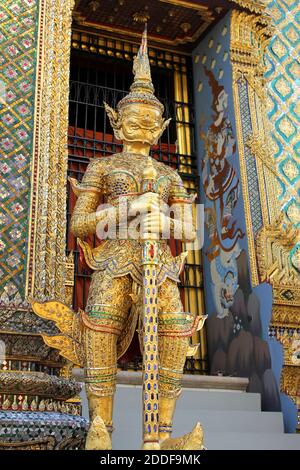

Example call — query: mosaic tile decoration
[237,79,263,236]
[266,0,300,230]
[0,0,39,300]
[0,411,88,446]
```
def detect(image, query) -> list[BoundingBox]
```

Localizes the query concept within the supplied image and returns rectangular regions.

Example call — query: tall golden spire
[117,24,164,112]
[131,24,154,94]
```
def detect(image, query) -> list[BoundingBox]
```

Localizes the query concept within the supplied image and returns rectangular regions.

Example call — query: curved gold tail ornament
[31,299,140,367]
[160,422,205,450]
[85,416,112,450]
[31,300,84,366]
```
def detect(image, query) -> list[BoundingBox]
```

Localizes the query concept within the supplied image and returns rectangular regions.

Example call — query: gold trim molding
[73,20,210,48]
[65,252,75,307]
[26,0,75,302]
[274,309,300,432]
[275,330,300,415]
[159,0,213,19]
[230,8,300,427]
[159,0,208,11]
[230,9,273,286]
[229,0,266,15]
[247,135,281,181]
[256,215,300,307]
[272,305,300,330]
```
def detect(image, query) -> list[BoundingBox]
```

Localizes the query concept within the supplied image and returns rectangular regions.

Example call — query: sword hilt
[141,156,158,194]
[141,157,159,241]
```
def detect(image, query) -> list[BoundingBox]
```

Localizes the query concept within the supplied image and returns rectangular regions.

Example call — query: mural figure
[207,251,282,413]
[200,69,281,413]
[201,67,244,319]
[202,67,244,260]
[210,244,241,319]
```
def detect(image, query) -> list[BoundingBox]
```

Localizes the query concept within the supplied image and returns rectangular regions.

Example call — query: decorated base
[0,411,88,450]
[0,370,88,449]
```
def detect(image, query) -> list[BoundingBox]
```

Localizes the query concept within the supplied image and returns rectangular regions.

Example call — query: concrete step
[80,383,299,450]
[204,432,300,450]
[175,410,284,434]
[80,384,261,419]
[113,385,279,433]
[176,387,261,412]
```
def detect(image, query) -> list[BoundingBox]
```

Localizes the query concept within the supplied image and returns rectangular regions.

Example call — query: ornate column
[259,0,300,431]
[25,0,76,303]
[0,0,87,448]
[230,3,299,431]
[193,1,299,431]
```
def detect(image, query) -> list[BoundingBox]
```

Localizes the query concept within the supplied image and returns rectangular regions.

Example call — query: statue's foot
[160,422,205,451]
[85,416,112,450]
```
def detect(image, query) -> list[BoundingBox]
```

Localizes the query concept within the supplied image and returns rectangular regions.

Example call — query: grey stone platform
[78,372,300,450]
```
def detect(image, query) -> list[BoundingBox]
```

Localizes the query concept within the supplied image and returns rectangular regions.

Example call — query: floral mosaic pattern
[0,0,38,300]
[266,1,300,229]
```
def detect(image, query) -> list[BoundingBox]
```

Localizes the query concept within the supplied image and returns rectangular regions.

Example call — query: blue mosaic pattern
[0,411,88,442]
[237,79,263,236]
[266,1,300,229]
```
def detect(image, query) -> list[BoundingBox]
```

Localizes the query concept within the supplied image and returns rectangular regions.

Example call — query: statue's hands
[128,192,160,216]
[128,193,170,237]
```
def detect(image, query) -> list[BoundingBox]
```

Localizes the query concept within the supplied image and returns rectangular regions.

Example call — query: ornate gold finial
[131,24,153,92]
[103,25,171,143]
[116,24,164,112]
[133,12,151,24]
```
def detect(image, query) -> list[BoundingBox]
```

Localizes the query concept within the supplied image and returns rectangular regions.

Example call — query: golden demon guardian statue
[32,26,206,451]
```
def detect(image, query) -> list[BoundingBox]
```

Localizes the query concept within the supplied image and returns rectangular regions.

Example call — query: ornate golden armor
[71,154,191,284]
[32,25,205,450]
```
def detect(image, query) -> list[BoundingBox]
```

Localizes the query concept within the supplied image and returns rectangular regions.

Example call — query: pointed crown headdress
[117,25,164,113]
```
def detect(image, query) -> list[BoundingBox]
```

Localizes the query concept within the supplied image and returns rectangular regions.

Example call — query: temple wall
[0,0,74,334]
[0,3,87,446]
[0,0,298,439]
[264,0,300,433]
[266,0,300,230]
[0,0,76,403]
[192,9,298,431]
[0,0,39,304]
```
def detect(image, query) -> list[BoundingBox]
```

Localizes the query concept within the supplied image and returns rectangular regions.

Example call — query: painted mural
[193,13,282,413]
[201,66,244,320]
